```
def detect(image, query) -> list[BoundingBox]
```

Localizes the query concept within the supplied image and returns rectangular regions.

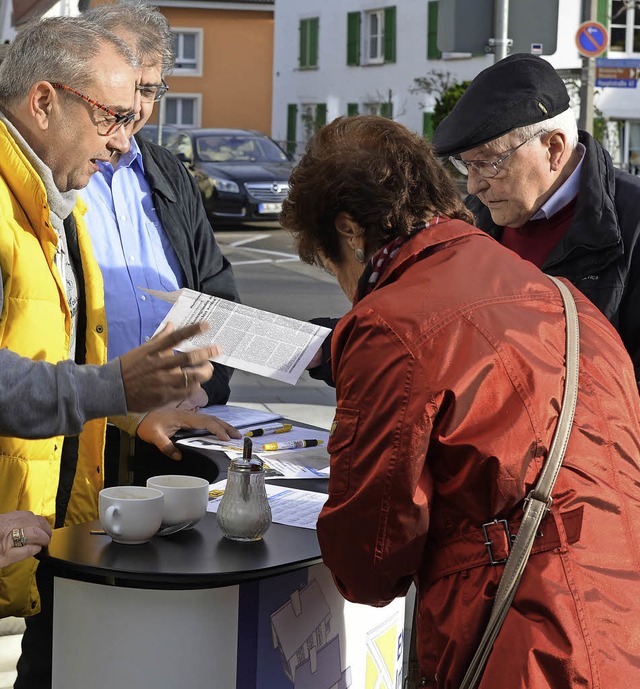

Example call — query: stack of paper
[175,404,330,479]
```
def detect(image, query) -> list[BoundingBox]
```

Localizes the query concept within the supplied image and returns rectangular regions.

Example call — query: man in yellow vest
[0,16,239,686]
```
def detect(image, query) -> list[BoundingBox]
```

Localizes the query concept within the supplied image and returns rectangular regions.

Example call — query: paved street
[213,227,350,428]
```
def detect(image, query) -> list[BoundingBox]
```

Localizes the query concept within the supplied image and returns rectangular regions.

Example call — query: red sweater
[501,198,577,268]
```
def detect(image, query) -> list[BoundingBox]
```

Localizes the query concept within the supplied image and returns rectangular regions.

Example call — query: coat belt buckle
[481,519,512,565]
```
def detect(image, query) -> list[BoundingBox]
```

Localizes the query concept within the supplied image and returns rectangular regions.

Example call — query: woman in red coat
[280,115,640,688]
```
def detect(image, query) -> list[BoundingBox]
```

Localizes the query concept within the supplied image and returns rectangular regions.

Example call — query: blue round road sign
[576,21,608,58]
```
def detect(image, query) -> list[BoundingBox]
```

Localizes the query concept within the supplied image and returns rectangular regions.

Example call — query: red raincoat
[317,219,640,688]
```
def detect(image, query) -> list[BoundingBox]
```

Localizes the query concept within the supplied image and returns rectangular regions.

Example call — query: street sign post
[437,0,558,55]
[575,21,608,58]
[595,57,640,88]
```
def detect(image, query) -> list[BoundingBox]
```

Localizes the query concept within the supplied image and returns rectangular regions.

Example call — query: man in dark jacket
[432,53,640,387]
[79,3,240,481]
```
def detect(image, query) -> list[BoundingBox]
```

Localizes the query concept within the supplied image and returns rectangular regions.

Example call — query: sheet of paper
[257,450,330,479]
[208,481,328,530]
[178,424,328,452]
[147,288,330,385]
[196,404,283,429]
[177,425,330,479]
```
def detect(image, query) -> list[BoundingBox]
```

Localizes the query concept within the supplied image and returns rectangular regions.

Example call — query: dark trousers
[128,436,221,486]
[14,561,54,689]
[14,436,77,689]
[104,424,221,487]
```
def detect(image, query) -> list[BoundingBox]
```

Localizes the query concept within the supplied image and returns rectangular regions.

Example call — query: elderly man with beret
[433,53,640,387]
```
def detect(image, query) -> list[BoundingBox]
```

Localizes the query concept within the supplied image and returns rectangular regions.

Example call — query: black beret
[432,53,570,156]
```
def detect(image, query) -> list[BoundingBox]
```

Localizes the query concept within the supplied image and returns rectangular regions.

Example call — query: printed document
[208,481,328,529]
[147,288,330,384]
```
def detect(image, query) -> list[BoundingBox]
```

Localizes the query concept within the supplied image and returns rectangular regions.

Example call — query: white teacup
[146,475,209,527]
[99,486,164,545]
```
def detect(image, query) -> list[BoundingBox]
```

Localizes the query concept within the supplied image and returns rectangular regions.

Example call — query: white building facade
[273,0,640,170]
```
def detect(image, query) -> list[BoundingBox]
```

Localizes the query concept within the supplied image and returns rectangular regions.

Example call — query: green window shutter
[597,0,609,55]
[384,6,396,63]
[380,101,393,119]
[347,102,359,116]
[347,12,361,66]
[597,0,608,29]
[315,103,327,129]
[427,2,442,60]
[299,19,309,68]
[286,103,298,155]
[423,112,435,140]
[310,17,319,67]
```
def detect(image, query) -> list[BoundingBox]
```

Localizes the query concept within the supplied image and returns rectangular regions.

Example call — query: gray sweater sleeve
[0,278,128,439]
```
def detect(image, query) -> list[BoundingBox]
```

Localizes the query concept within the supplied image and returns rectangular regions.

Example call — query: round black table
[44,512,321,589]
[43,446,405,689]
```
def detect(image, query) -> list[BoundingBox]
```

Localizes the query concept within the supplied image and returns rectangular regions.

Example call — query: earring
[354,248,366,263]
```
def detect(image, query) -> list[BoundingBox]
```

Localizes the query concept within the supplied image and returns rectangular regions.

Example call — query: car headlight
[212,177,240,194]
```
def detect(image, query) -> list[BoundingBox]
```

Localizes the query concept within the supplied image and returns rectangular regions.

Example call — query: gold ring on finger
[12,527,27,548]
[182,369,189,388]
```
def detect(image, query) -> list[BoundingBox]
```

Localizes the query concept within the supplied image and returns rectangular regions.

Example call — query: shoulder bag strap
[459,276,580,689]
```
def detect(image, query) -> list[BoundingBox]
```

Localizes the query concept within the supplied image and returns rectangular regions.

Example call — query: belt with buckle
[423,505,583,584]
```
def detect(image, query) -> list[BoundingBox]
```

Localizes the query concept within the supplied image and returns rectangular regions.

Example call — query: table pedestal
[52,563,405,689]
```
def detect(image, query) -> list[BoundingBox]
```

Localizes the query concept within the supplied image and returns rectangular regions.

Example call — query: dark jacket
[468,130,640,385]
[136,134,240,404]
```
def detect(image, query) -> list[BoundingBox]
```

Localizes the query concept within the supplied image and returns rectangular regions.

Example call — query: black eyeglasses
[50,83,136,135]
[136,79,169,103]
[449,133,543,178]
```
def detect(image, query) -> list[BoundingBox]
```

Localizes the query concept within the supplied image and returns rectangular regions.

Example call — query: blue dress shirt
[80,137,185,360]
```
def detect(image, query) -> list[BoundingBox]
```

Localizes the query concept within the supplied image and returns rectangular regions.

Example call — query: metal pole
[157,97,165,146]
[493,0,510,62]
[578,0,598,133]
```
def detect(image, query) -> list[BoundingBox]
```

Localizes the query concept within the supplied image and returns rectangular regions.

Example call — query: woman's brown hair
[280,115,474,267]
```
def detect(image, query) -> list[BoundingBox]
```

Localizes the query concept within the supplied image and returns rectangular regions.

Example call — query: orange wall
[87,1,274,134]
[159,8,274,134]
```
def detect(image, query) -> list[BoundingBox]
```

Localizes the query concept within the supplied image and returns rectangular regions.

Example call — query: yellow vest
[0,121,108,617]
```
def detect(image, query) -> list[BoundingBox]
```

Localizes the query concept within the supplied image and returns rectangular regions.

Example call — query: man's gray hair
[0,16,138,109]
[82,1,176,75]
[517,108,579,150]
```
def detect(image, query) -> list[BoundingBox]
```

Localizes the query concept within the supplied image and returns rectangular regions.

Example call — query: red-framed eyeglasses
[50,82,136,136]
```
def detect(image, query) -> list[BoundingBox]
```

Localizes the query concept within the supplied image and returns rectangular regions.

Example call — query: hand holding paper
[145,288,331,385]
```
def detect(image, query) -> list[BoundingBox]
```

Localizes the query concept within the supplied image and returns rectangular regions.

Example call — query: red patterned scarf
[357,217,443,301]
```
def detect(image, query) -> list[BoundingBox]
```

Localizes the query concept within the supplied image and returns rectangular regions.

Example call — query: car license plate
[258,202,282,214]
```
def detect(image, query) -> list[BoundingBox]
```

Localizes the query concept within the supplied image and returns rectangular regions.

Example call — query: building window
[299,17,319,69]
[365,9,385,63]
[347,102,359,116]
[363,101,393,118]
[610,1,640,53]
[164,95,201,127]
[172,29,203,75]
[346,6,396,66]
[627,121,640,173]
[300,103,327,143]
